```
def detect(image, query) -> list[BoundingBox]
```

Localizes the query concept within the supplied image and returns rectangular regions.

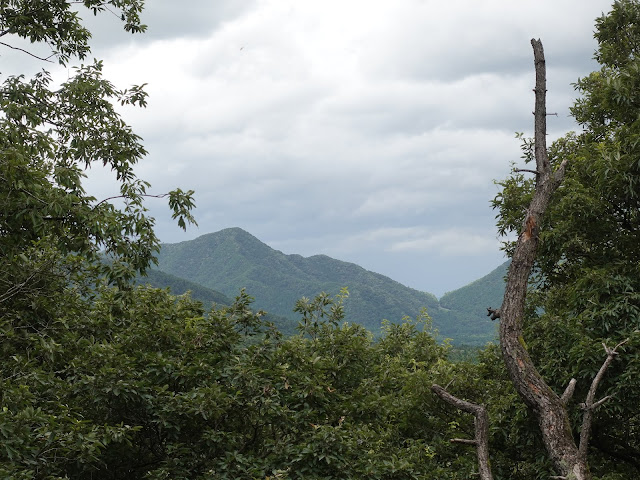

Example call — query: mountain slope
[155,228,502,344]
[433,261,508,345]
[135,269,232,306]
[135,267,300,335]
[440,261,509,319]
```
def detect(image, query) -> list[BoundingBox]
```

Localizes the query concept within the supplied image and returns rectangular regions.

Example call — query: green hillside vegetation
[155,228,500,345]
[136,268,300,335]
[4,2,640,478]
[135,269,232,306]
[440,261,509,318]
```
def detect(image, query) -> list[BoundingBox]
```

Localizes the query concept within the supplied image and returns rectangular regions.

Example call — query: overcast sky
[8,0,616,296]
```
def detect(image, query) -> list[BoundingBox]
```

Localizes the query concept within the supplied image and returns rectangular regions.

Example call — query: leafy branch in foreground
[0,2,196,298]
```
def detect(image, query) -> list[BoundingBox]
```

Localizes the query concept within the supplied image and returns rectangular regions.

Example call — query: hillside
[135,268,300,335]
[135,268,232,306]
[433,261,508,345]
[440,261,509,319]
[155,228,503,344]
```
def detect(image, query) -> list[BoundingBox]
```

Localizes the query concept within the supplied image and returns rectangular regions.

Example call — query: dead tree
[498,37,584,479]
[433,39,627,480]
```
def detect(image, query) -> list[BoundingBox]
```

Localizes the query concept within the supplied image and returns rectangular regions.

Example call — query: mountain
[154,228,503,345]
[434,261,508,344]
[134,267,300,336]
[135,268,232,306]
[440,261,508,322]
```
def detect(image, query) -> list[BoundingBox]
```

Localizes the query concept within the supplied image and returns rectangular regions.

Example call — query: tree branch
[560,378,577,405]
[552,157,570,187]
[93,193,169,208]
[0,257,57,304]
[578,339,629,461]
[451,438,478,446]
[0,41,55,62]
[432,384,493,480]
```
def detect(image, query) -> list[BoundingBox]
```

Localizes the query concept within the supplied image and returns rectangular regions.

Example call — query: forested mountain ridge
[134,268,232,306]
[154,227,505,344]
[135,267,301,335]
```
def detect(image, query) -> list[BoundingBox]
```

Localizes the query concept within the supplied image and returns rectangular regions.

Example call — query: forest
[1,1,639,479]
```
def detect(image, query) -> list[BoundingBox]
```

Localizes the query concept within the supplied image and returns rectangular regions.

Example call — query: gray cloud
[77,1,258,50]
[19,0,617,297]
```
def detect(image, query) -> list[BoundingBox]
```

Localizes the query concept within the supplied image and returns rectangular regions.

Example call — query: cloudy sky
[9,0,615,296]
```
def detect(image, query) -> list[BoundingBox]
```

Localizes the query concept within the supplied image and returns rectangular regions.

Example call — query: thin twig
[93,193,169,208]
[0,41,55,62]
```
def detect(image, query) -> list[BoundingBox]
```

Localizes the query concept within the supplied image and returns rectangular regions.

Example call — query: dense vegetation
[1,1,639,479]
[135,268,233,306]
[135,267,300,336]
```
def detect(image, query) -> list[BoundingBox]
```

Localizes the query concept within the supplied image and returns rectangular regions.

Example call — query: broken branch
[578,339,629,461]
[432,384,493,480]
[560,378,577,405]
[452,438,478,446]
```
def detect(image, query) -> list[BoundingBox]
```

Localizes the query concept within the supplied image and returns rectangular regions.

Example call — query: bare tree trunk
[498,38,585,479]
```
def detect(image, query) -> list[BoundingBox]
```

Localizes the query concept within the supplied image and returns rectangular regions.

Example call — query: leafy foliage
[0,1,197,311]
[2,279,487,479]
[135,268,233,306]
[1,2,193,476]
[0,0,146,65]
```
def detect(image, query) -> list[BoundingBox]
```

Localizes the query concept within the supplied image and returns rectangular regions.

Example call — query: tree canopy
[0,1,196,293]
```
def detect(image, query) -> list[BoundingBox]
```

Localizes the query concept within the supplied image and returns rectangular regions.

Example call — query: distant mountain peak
[218,226,254,237]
